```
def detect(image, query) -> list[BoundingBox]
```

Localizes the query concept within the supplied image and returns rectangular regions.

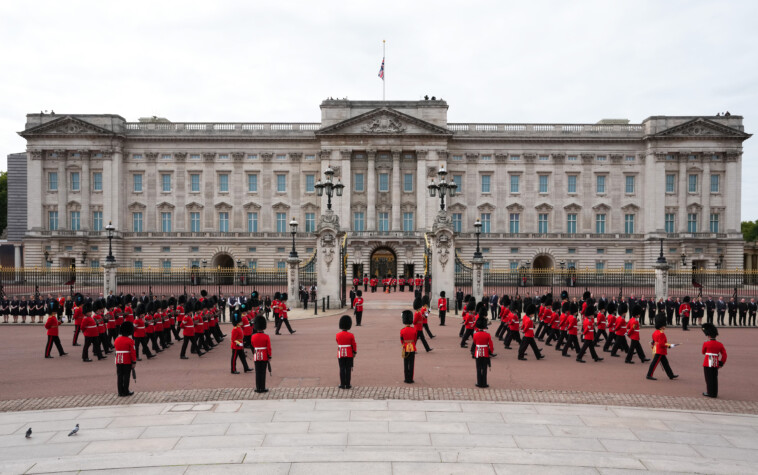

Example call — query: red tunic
[181,315,195,336]
[652,329,668,355]
[144,315,154,334]
[582,316,595,341]
[114,335,136,364]
[82,315,98,337]
[702,340,727,367]
[354,298,364,312]
[596,312,606,330]
[95,314,106,334]
[679,303,691,318]
[438,298,447,311]
[607,314,616,332]
[521,315,535,338]
[400,326,417,352]
[567,315,578,335]
[413,311,424,332]
[472,330,494,357]
[614,317,627,336]
[133,317,146,338]
[336,330,357,358]
[73,306,84,325]
[508,313,520,331]
[241,316,253,336]
[251,333,271,361]
[44,315,59,336]
[626,317,640,341]
[231,326,244,350]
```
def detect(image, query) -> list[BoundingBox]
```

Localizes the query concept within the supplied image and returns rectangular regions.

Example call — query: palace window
[191,174,201,192]
[218,174,229,192]
[246,174,257,192]
[538,175,548,193]
[538,213,548,234]
[48,211,58,231]
[70,211,80,231]
[133,212,143,232]
[219,212,229,232]
[247,212,258,232]
[509,213,520,234]
[624,214,635,234]
[162,154,172,160]
[624,262,633,271]
[276,174,286,192]
[481,175,491,193]
[379,173,389,192]
[93,172,102,191]
[354,173,364,192]
[218,154,228,160]
[305,212,316,232]
[133,174,143,192]
[710,213,720,233]
[510,175,519,193]
[453,174,463,193]
[48,172,58,191]
[305,174,315,193]
[452,213,462,233]
[92,211,103,231]
[404,173,413,192]
[161,174,171,192]
[567,175,577,193]
[687,213,698,233]
[161,212,172,232]
[595,214,606,234]
[666,174,675,193]
[625,175,635,194]
[665,213,675,233]
[276,212,287,233]
[596,175,606,193]
[190,212,200,232]
[378,212,389,232]
[480,213,491,234]
[353,212,365,232]
[688,174,698,193]
[566,214,577,234]
[403,212,414,231]
[70,172,80,191]
[710,174,720,193]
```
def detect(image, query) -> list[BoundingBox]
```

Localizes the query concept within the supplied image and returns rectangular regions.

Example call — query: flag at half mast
[378,58,385,80]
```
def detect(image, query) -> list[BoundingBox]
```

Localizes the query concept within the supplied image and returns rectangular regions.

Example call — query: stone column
[287,256,301,305]
[57,152,68,229]
[316,209,343,308]
[103,261,118,297]
[366,150,376,231]
[654,261,670,302]
[416,150,429,231]
[391,150,401,230]
[472,256,484,304]
[429,212,455,310]
[80,152,91,229]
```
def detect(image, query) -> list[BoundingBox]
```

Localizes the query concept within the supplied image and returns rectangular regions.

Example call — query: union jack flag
[378,58,385,80]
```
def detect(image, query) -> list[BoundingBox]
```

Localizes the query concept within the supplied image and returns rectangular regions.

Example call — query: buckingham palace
[12,98,750,278]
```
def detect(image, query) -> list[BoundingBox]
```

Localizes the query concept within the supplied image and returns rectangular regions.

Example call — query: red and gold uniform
[251,330,272,392]
[702,338,727,397]
[44,314,66,358]
[114,333,136,396]
[336,329,357,388]
[230,324,250,373]
[72,305,84,346]
[646,328,677,379]
[400,324,417,383]
[471,327,494,387]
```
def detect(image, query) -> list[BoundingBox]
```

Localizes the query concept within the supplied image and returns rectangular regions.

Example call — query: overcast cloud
[1,0,756,217]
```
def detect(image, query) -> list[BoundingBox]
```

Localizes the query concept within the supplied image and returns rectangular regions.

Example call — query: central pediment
[650,117,750,140]
[316,107,452,136]
[19,115,121,138]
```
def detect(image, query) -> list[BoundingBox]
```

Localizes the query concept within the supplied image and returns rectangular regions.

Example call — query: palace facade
[17,99,750,277]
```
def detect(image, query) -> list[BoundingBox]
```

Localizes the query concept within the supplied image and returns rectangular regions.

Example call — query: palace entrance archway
[212,253,235,284]
[532,254,554,286]
[370,248,397,278]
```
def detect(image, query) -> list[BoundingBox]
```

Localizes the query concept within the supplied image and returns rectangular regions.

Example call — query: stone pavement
[1,399,757,474]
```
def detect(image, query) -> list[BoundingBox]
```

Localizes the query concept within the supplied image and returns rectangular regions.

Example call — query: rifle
[267,361,272,375]
[131,366,137,382]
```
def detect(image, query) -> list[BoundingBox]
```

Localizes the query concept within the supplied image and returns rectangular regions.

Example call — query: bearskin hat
[545,293,553,306]
[201,289,208,298]
[607,301,617,315]
[356,289,362,297]
[569,302,578,315]
[502,295,511,306]
[683,295,691,303]
[274,292,281,300]
[93,300,103,312]
[654,314,667,330]
[119,321,134,336]
[178,294,186,305]
[476,315,488,329]
[525,304,537,316]
[631,305,643,317]
[702,322,718,338]
[584,303,595,317]
[583,291,591,301]
[598,300,606,311]
[168,296,177,307]
[401,310,414,325]
[281,292,288,302]
[562,301,571,312]
[552,301,561,311]
[560,290,569,301]
[339,315,352,331]
[413,298,423,311]
[440,290,446,298]
[477,302,488,318]
[618,302,628,315]
[421,295,430,307]
[465,299,476,312]
[253,315,267,331]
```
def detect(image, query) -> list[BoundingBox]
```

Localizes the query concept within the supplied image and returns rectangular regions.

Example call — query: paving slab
[393,462,497,474]
[185,464,290,474]
[288,461,392,475]
[349,409,426,421]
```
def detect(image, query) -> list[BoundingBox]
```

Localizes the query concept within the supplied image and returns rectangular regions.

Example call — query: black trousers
[706,311,714,324]
[459,324,466,338]
[518,336,541,358]
[423,323,435,339]
[704,366,719,397]
[626,339,647,362]
[231,349,250,372]
[254,360,268,390]
[338,357,353,387]
[180,335,200,357]
[562,335,580,356]
[100,333,111,353]
[728,312,736,326]
[475,357,489,387]
[109,328,119,344]
[117,364,132,396]
[750,312,757,326]
[136,336,153,358]
[355,311,363,326]
[243,334,252,348]
[739,311,747,326]
[503,328,521,348]
[717,311,725,325]
[595,329,608,346]
[544,327,559,346]
[682,316,690,331]
[439,310,446,326]
[403,352,415,382]
[460,328,474,347]
[495,322,506,339]
[149,333,161,352]
[577,337,600,361]
[72,325,81,345]
[171,324,182,340]
[556,330,568,350]
[417,330,431,351]
[610,335,629,355]
[82,336,103,360]
[276,318,295,334]
[647,353,675,378]
[45,335,65,357]
[535,322,546,340]
[603,333,616,352]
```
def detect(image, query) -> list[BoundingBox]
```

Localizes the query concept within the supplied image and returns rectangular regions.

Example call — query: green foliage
[0,171,6,234]
[742,220,758,242]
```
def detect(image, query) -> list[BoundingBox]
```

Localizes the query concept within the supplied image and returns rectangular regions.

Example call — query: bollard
[447,297,450,313]
[314,298,318,315]
[327,296,330,310]
[322,297,325,313]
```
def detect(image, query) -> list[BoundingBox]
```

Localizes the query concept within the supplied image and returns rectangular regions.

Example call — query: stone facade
[18,100,750,276]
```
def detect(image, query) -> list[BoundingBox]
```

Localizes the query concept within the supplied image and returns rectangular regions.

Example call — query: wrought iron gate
[340,234,347,307]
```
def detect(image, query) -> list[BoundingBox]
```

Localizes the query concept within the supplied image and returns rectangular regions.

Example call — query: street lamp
[716,253,724,269]
[289,218,299,258]
[236,259,242,268]
[473,218,482,259]
[559,261,566,270]
[427,166,457,211]
[314,165,344,211]
[105,221,116,263]
[201,259,208,269]
[680,251,687,267]
[656,238,667,264]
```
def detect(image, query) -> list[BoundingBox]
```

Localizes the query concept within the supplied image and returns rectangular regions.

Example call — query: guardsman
[503,303,522,349]
[271,292,282,330]
[133,305,154,361]
[421,296,435,339]
[44,310,67,358]
[336,315,357,389]
[701,323,727,398]
[545,301,566,347]
[391,276,397,292]
[251,316,272,393]
[680,296,692,331]
[400,310,417,383]
[194,303,210,352]
[603,303,618,352]
[576,303,603,363]
[460,300,477,348]
[81,304,104,362]
[114,321,137,397]
[595,301,609,347]
[241,312,253,348]
[353,290,364,326]
[370,276,377,293]
[646,315,679,381]
[353,275,360,289]
[625,305,649,364]
[275,293,296,335]
[459,295,471,338]
[413,298,433,352]
[180,303,202,358]
[561,302,580,358]
[438,291,447,326]
[399,275,405,292]
[555,303,570,351]
[230,318,252,374]
[517,304,544,361]
[471,310,495,388]
[363,274,369,292]
[495,301,509,340]
[610,302,630,357]
[72,301,84,346]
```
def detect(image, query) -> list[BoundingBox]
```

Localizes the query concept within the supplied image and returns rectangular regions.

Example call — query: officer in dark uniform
[705,296,716,325]
[727,297,737,326]
[455,288,464,312]
[665,297,676,326]
[716,296,727,326]
[748,298,757,326]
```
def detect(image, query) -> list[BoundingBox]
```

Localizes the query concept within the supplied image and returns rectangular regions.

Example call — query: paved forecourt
[2,399,758,474]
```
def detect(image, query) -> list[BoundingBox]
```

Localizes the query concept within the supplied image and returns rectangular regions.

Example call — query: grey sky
[1,0,756,217]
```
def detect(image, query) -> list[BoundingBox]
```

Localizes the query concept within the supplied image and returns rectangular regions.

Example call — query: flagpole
[382,39,386,101]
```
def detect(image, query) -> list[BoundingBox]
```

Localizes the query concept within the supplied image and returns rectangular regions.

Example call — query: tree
[0,171,6,235]
[741,220,758,242]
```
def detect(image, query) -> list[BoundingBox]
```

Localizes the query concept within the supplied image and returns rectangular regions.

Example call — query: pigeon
[25,428,32,438]
[68,424,79,436]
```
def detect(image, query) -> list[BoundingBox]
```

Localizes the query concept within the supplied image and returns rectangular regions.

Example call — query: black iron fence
[0,266,102,299]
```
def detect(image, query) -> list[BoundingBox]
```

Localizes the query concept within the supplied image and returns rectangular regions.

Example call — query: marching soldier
[646,315,679,381]
[230,318,252,374]
[421,296,435,339]
[114,321,136,397]
[438,291,447,326]
[413,298,433,352]
[370,276,378,293]
[336,315,357,389]
[71,300,84,346]
[400,310,417,384]
[517,304,544,361]
[44,310,67,358]
[610,302,630,357]
[399,275,405,292]
[180,303,202,358]
[133,305,154,361]
[353,290,364,326]
[680,296,692,331]
[503,303,522,349]
[576,303,602,363]
[81,304,104,362]
[625,304,649,364]
[701,322,727,398]
[363,274,369,292]
[471,312,495,388]
[561,302,580,358]
[275,293,296,335]
[460,300,476,348]
[252,316,272,393]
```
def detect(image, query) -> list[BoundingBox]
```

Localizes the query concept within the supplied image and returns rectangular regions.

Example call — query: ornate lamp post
[680,251,687,267]
[716,253,724,269]
[314,165,344,211]
[427,166,457,211]
[105,221,116,263]
[289,218,299,258]
[473,218,483,259]
[656,238,667,264]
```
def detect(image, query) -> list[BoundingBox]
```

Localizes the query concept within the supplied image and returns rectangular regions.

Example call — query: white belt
[706,352,720,367]
[115,350,130,354]
[338,344,351,348]
[254,347,267,350]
